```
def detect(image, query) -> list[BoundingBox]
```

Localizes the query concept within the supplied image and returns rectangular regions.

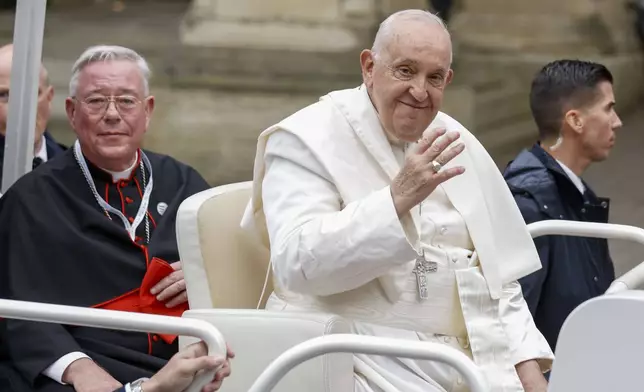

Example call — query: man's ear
[45,85,54,103]
[563,109,584,135]
[360,49,376,88]
[445,68,454,87]
[144,95,155,131]
[64,97,76,126]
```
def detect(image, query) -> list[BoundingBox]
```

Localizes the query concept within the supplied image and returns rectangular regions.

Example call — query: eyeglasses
[76,95,143,114]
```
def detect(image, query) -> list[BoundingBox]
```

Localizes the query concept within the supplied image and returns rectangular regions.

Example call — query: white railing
[244,220,644,391]
[527,220,644,294]
[0,299,226,392]
[5,220,644,392]
[248,334,488,392]
[0,299,488,391]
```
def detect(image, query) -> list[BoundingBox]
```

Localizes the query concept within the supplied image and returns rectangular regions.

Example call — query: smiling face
[65,59,154,171]
[361,19,453,142]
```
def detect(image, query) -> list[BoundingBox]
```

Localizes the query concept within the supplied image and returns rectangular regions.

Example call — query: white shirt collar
[35,135,47,162]
[102,152,139,182]
[556,159,585,194]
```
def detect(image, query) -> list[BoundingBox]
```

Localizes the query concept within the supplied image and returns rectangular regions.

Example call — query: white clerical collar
[35,135,47,162]
[556,159,585,194]
[102,152,139,182]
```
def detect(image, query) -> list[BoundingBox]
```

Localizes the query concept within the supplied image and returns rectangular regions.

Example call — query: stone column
[451,0,639,56]
[173,0,389,94]
[180,0,378,52]
[380,0,428,15]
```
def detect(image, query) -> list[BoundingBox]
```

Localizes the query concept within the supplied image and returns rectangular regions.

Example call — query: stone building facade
[177,0,643,168]
[1,0,641,184]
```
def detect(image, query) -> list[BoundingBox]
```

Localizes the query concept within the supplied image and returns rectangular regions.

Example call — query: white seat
[175,182,270,310]
[548,291,644,391]
[181,309,353,392]
[176,182,354,392]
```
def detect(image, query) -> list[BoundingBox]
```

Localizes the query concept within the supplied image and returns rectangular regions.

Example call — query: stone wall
[171,0,443,95]
[175,0,644,166]
[3,0,642,184]
[447,0,644,161]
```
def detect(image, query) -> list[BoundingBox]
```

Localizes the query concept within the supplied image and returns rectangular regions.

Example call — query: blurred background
[2,0,644,274]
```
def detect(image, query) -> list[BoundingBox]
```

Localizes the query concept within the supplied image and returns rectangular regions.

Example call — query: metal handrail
[527,220,644,294]
[527,220,644,243]
[7,220,644,392]
[248,334,488,392]
[242,220,644,391]
[0,299,227,392]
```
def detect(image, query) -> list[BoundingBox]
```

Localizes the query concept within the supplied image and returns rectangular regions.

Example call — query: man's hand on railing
[141,342,234,392]
[62,357,122,392]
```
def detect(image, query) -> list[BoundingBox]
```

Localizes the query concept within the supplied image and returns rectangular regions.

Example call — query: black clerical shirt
[0,148,210,391]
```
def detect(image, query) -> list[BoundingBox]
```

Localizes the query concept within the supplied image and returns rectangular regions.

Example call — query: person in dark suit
[0,43,66,184]
[504,60,622,352]
[428,0,453,24]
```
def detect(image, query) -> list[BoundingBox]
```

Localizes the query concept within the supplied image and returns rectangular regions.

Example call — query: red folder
[92,257,189,344]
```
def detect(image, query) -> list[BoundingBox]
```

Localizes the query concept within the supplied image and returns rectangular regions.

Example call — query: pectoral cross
[412,251,437,301]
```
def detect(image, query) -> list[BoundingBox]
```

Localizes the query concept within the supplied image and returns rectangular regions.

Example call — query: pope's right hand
[390,127,465,216]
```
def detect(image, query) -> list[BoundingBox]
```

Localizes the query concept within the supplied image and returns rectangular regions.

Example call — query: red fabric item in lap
[92,257,189,344]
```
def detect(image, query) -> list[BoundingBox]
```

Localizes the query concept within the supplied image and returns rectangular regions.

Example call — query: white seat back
[176,183,354,392]
[182,309,354,392]
[548,291,644,391]
[176,181,272,309]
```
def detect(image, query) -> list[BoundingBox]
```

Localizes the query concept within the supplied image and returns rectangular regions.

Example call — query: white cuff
[42,351,91,384]
[125,383,132,392]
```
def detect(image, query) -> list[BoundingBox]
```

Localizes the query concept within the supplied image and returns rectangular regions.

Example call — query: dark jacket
[0,148,210,391]
[503,144,615,350]
[43,131,67,158]
[0,130,67,186]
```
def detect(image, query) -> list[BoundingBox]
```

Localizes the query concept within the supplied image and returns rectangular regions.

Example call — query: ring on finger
[430,160,443,173]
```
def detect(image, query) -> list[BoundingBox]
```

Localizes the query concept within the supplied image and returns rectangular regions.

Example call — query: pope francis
[241,9,554,392]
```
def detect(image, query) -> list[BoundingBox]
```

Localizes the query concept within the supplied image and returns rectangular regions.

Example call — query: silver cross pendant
[412,252,437,301]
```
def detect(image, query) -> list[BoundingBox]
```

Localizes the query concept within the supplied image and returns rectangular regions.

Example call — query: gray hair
[69,45,151,97]
[371,9,452,63]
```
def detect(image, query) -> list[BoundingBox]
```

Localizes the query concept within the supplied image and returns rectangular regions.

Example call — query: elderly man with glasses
[0,45,223,392]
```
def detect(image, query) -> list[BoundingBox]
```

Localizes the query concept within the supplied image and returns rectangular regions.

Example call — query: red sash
[91,257,189,344]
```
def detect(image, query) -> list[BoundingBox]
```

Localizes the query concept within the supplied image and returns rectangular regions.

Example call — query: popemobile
[2,2,644,392]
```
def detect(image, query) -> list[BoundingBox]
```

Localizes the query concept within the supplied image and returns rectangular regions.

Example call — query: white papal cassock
[241,85,554,391]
